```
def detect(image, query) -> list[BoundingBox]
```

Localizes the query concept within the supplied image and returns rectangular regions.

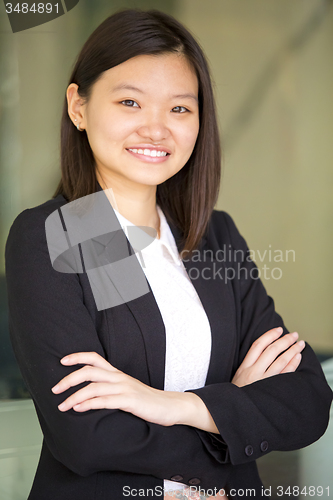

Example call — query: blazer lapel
[120,279,167,391]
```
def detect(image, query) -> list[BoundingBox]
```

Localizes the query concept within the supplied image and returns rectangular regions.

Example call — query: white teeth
[128,148,168,157]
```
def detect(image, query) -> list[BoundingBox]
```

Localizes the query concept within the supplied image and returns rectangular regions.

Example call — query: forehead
[97,53,198,96]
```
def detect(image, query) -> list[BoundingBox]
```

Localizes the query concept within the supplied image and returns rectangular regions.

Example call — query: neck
[96,170,161,238]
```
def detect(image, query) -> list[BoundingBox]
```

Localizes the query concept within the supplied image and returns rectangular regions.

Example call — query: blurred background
[0,0,332,498]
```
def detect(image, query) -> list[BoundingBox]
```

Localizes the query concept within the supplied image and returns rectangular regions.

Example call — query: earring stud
[74,118,82,131]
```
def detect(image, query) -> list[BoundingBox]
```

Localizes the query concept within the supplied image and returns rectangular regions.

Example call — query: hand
[51,352,188,427]
[231,327,305,387]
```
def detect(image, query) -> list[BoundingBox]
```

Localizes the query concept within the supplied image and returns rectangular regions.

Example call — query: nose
[136,110,170,142]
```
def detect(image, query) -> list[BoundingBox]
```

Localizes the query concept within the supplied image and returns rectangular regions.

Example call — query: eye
[172,106,189,113]
[121,100,139,107]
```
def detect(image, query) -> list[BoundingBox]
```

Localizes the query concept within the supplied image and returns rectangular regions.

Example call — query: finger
[51,365,123,394]
[58,382,122,411]
[60,352,117,372]
[263,340,305,377]
[72,394,127,412]
[280,352,302,374]
[253,332,299,374]
[239,327,284,369]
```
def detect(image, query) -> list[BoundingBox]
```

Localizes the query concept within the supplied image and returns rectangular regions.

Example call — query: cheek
[85,110,110,154]
[176,120,199,155]
[88,106,132,146]
[104,114,138,147]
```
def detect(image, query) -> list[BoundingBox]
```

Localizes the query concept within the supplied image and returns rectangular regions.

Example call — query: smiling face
[76,52,199,193]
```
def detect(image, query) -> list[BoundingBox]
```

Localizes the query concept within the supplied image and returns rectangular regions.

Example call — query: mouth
[126,148,171,163]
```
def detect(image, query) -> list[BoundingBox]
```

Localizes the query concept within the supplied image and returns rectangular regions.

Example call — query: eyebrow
[111,83,199,103]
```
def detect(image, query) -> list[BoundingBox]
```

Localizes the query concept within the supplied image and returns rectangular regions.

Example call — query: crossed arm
[52,326,306,433]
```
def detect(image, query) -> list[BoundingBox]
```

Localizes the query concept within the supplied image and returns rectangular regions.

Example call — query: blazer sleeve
[5,207,232,488]
[186,210,333,466]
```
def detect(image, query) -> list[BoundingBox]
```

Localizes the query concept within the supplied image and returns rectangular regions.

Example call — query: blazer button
[260,441,269,452]
[170,475,184,482]
[189,478,201,485]
[245,445,254,456]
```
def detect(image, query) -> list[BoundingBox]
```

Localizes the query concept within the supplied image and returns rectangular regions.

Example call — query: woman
[5,8,332,500]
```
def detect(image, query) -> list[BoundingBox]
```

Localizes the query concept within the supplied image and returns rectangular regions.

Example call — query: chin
[132,172,174,186]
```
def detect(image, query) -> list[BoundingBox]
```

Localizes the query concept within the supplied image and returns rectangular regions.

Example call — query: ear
[67,83,86,131]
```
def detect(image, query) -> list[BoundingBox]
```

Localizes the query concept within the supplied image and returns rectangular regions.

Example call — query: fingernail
[276,327,283,333]
[61,357,70,364]
[58,403,66,410]
[291,332,299,339]
[295,353,302,360]
[298,340,305,348]
[51,385,59,393]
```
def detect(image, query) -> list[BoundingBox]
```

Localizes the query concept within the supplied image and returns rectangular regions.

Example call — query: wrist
[175,391,219,434]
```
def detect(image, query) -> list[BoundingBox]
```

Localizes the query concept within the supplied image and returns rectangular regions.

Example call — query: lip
[125,144,172,163]
[126,144,172,155]
[126,148,170,163]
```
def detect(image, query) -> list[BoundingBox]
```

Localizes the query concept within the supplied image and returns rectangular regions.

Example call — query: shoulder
[207,209,247,250]
[6,195,68,242]
[209,209,237,233]
[5,195,68,262]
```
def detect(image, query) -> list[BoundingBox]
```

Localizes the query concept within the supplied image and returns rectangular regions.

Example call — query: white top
[113,204,212,494]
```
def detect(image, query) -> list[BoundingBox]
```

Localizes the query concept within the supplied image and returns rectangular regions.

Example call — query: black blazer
[5,191,333,500]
